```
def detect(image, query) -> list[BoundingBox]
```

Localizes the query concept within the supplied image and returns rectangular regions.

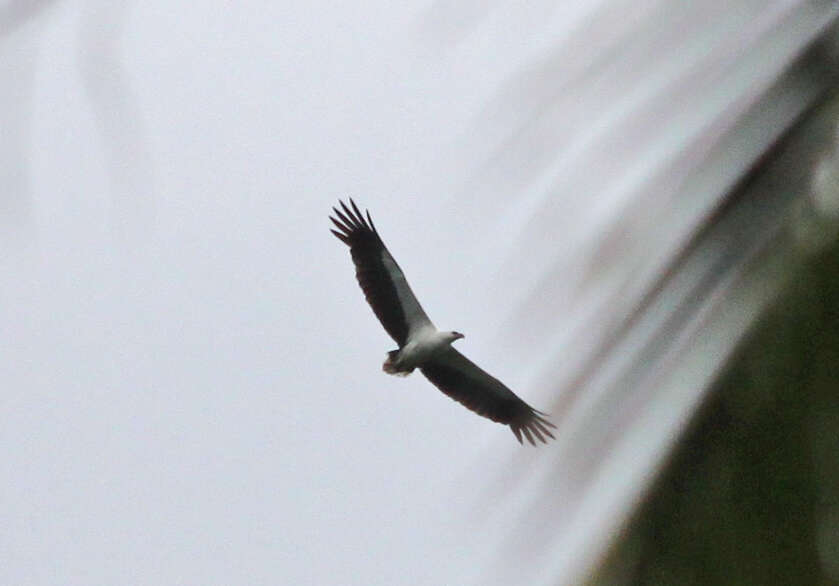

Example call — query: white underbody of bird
[382,327,463,376]
[330,199,555,445]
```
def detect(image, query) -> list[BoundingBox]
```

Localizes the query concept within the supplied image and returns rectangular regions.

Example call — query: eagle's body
[330,199,554,445]
[384,328,462,376]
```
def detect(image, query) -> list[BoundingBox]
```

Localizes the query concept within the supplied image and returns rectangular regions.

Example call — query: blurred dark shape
[0,35,35,233]
[421,0,497,44]
[78,0,154,241]
[0,0,58,236]
[0,0,153,242]
[0,0,57,34]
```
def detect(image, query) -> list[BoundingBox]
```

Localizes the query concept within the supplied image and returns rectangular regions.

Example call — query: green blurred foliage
[593,241,839,585]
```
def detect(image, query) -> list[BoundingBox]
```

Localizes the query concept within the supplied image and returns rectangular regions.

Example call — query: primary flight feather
[330,199,555,445]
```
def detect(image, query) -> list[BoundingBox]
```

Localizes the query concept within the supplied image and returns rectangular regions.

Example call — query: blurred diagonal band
[477,13,839,586]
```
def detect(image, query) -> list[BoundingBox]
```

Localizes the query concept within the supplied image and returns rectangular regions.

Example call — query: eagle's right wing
[420,347,555,445]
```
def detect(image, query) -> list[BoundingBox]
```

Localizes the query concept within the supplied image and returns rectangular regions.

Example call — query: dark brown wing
[420,347,555,445]
[330,199,432,346]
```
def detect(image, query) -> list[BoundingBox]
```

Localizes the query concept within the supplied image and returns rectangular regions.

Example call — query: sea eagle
[330,199,555,445]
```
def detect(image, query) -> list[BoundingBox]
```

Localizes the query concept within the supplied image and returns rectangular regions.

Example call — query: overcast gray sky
[3,1,838,585]
[3,3,558,584]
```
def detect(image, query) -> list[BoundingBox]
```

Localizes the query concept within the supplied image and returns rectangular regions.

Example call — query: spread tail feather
[383,350,413,376]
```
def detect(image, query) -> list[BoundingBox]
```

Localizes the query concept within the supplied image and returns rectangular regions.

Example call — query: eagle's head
[447,331,465,343]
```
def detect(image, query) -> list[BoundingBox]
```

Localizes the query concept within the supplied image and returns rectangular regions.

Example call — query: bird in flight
[330,199,555,445]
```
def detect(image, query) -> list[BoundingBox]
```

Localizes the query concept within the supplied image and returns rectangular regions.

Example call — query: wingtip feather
[366,209,377,233]
[532,414,556,437]
[509,408,556,446]
[339,200,359,227]
[330,229,350,243]
[331,207,350,227]
[350,199,365,225]
[330,218,354,241]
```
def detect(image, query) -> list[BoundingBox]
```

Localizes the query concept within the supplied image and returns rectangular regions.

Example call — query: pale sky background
[3,3,568,584]
[3,1,838,585]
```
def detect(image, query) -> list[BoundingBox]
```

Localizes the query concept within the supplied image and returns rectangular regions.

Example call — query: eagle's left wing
[420,347,555,445]
[330,199,433,347]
